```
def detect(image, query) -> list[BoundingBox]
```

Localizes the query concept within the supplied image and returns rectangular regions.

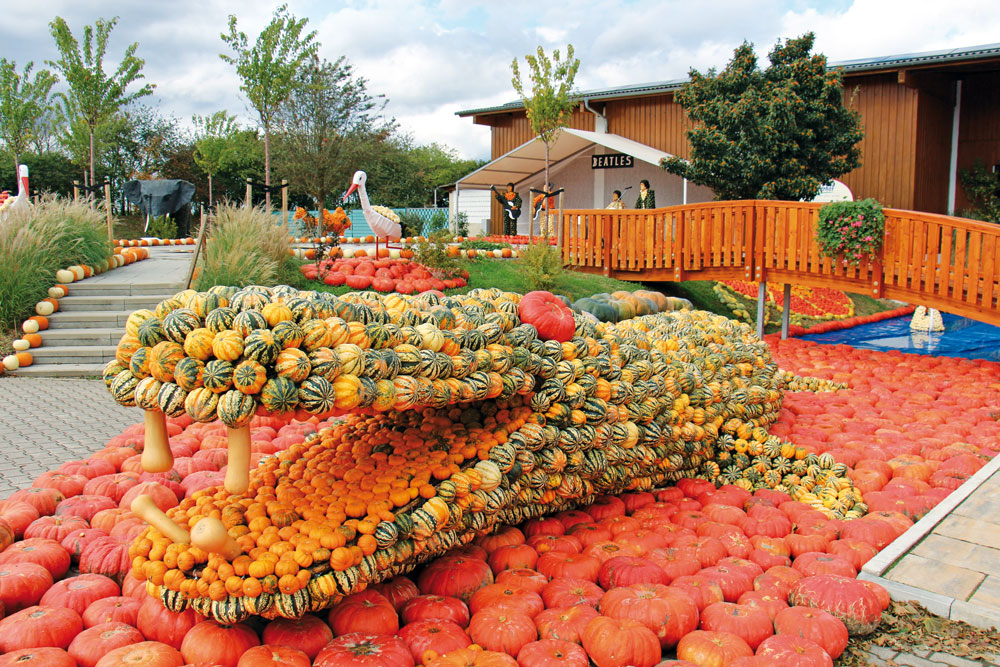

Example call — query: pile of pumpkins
[572,290,692,324]
[100,284,862,624]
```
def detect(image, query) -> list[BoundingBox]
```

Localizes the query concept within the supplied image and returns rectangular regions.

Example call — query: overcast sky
[3,0,998,160]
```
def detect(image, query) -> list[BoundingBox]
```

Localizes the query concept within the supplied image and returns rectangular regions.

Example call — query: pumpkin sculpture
[107,285,862,623]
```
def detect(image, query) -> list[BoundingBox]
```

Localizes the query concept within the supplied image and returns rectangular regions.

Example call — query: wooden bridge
[559,200,1000,334]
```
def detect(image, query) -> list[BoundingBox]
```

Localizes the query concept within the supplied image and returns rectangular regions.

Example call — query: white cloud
[1,0,998,162]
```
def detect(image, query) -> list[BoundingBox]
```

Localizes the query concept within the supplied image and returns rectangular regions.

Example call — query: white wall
[448,189,492,236]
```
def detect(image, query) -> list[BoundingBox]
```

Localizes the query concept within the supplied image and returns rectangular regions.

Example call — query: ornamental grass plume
[197,203,293,289]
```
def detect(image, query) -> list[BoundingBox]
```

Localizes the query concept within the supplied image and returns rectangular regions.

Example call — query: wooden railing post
[73,180,80,202]
[673,210,685,282]
[603,214,612,278]
[745,204,757,281]
[872,227,886,298]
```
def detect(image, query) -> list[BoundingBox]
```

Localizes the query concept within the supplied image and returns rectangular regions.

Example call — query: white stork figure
[0,165,30,221]
[344,170,401,240]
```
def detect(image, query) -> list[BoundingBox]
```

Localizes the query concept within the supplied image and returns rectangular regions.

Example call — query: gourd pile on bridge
[103,285,863,623]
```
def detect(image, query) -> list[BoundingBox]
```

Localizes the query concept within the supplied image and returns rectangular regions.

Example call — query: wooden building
[457,43,1000,233]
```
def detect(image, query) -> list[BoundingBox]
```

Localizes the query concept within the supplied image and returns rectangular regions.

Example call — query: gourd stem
[130,495,190,544]
[225,424,252,495]
[142,409,173,473]
[190,516,242,559]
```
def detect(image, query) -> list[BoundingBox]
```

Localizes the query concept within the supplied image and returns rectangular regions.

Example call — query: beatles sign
[591,153,634,169]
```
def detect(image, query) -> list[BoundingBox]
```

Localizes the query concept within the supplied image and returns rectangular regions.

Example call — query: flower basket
[815,199,885,266]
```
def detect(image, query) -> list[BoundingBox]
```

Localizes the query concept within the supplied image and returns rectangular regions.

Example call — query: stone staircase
[17,273,187,378]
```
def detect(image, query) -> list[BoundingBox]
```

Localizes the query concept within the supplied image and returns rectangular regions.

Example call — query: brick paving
[0,376,139,496]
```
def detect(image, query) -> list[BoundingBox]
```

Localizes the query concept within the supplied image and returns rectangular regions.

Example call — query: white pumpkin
[22,319,39,334]
[48,286,66,299]
[2,355,19,371]
[342,247,356,259]
[55,268,75,283]
[35,301,55,316]
[12,339,30,352]
[68,265,86,281]
[389,249,401,259]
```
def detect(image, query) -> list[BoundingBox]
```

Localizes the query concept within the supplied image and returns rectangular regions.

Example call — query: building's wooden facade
[463,46,1000,227]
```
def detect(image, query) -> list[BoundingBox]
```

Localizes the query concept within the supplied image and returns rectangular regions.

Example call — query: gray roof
[457,42,1000,117]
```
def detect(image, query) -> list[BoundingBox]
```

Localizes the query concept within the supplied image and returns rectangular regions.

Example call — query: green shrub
[427,210,448,233]
[197,203,292,290]
[959,161,1000,223]
[413,228,461,278]
[460,239,511,251]
[517,241,564,292]
[147,216,178,239]
[397,211,424,238]
[453,211,469,237]
[815,198,885,265]
[0,195,112,328]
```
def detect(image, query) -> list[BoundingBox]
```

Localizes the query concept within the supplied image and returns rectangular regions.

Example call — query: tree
[511,45,579,237]
[0,60,58,172]
[220,4,318,208]
[274,55,391,211]
[48,16,154,186]
[661,33,863,201]
[193,111,241,207]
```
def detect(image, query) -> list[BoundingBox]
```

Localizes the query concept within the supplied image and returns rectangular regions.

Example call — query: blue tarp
[800,313,1000,362]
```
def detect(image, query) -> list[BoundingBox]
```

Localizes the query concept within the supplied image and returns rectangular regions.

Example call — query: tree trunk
[264,124,272,210]
[208,173,214,208]
[89,127,96,188]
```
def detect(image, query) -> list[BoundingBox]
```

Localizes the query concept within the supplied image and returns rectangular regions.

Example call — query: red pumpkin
[0,563,53,612]
[401,595,470,628]
[237,645,311,666]
[755,634,833,667]
[792,551,856,578]
[445,544,488,561]
[826,539,878,571]
[495,568,548,594]
[137,595,205,650]
[8,487,65,516]
[121,574,147,600]
[0,647,76,667]
[60,528,108,562]
[314,633,415,667]
[540,577,604,609]
[261,614,332,659]
[40,574,120,615]
[468,608,537,656]
[68,622,145,667]
[0,538,70,578]
[837,518,899,550]
[24,515,89,542]
[581,616,661,667]
[598,556,670,588]
[474,526,525,554]
[788,574,884,635]
[82,596,142,628]
[699,602,773,650]
[0,501,40,538]
[676,630,753,667]
[526,534,582,555]
[180,620,259,667]
[83,474,140,504]
[79,536,132,583]
[698,565,756,602]
[397,620,471,662]
[370,576,419,612]
[32,472,88,498]
[534,604,599,644]
[565,524,612,548]
[671,536,727,568]
[95,641,184,667]
[785,533,830,558]
[0,605,83,651]
[518,292,575,342]
[469,583,544,617]
[553,511,592,531]
[523,518,565,538]
[774,605,848,659]
[328,590,399,636]
[615,530,669,555]
[536,552,601,582]
[735,590,789,620]
[487,544,538,574]
[418,557,494,602]
[599,583,698,649]
[669,575,725,611]
[647,547,701,581]
[119,482,177,513]
[516,639,589,666]
[58,458,115,480]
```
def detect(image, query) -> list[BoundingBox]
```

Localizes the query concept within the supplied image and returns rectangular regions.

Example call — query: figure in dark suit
[491,183,522,236]
[635,179,656,209]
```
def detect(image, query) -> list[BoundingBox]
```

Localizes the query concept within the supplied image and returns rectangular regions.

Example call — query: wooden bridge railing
[561,201,1000,325]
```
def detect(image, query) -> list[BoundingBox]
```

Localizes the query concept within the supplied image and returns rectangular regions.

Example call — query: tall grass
[0,196,112,328]
[197,204,295,290]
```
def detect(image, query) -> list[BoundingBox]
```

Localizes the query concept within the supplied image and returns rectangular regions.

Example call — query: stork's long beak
[344,183,359,201]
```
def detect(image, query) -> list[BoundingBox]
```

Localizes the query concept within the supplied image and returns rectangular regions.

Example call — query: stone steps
[65,282,181,297]
[38,328,125,346]
[30,345,118,365]
[57,295,165,313]
[13,363,108,378]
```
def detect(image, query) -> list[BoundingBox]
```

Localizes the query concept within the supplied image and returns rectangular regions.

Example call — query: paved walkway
[0,377,139,496]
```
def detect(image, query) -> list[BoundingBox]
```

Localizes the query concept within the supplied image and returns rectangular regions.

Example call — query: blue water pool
[800,312,1000,362]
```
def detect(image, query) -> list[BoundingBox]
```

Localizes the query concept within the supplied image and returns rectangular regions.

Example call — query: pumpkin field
[0,284,997,666]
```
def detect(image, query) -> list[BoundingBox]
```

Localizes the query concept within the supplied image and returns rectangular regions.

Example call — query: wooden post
[756,281,767,340]
[104,182,113,243]
[245,178,252,208]
[73,180,80,202]
[186,208,208,290]
[557,191,564,256]
[281,179,288,226]
[603,214,612,278]
[781,284,791,339]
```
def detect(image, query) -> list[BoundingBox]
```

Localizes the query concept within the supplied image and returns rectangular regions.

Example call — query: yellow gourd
[130,495,190,544]
[190,516,242,559]
[224,425,251,495]
[141,410,174,473]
